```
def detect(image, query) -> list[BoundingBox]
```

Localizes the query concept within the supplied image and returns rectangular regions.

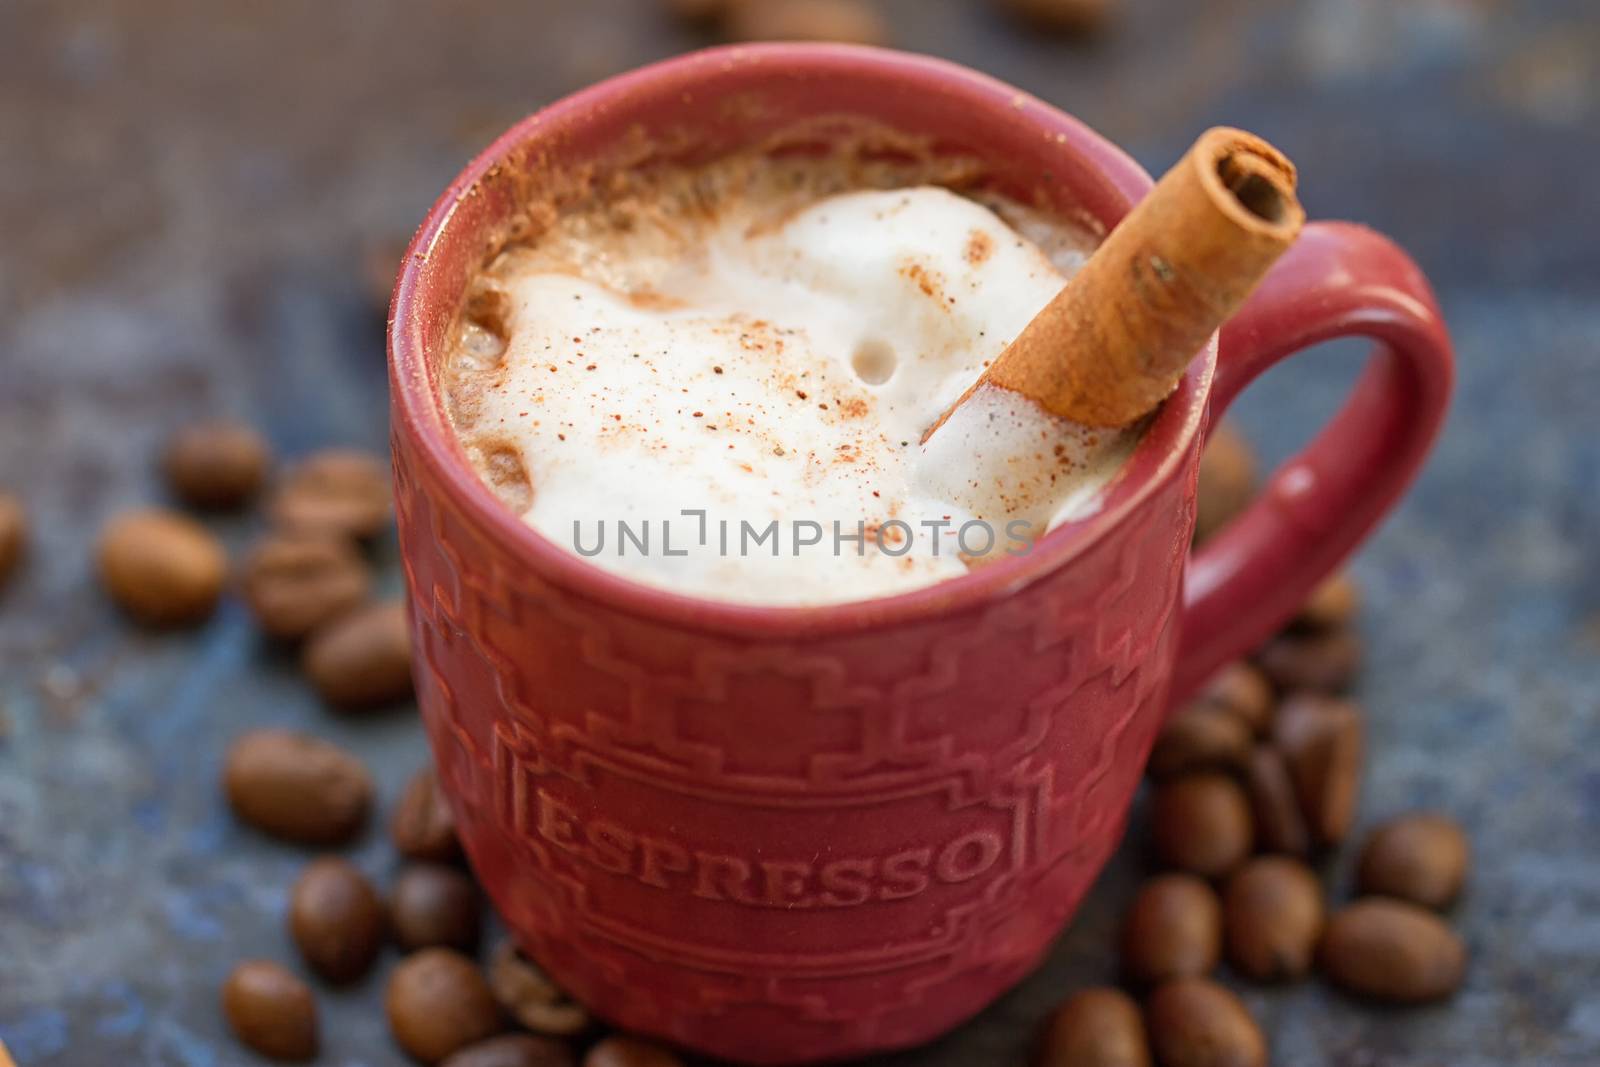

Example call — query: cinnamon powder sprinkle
[439,151,1122,604]
[964,229,995,266]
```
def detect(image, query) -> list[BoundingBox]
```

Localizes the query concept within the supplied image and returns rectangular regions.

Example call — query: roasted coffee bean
[1119,874,1221,985]
[303,599,413,711]
[1190,662,1275,737]
[1144,977,1266,1067]
[386,948,505,1064]
[1357,813,1470,911]
[996,0,1112,35]
[584,1036,684,1067]
[163,421,271,511]
[1148,707,1252,781]
[97,508,227,627]
[1224,856,1324,981]
[1320,898,1466,1003]
[271,449,392,541]
[488,941,591,1036]
[1244,746,1310,857]
[1256,628,1363,693]
[393,766,462,863]
[289,857,385,984]
[1152,773,1253,878]
[241,534,371,641]
[1192,422,1256,545]
[726,0,889,45]
[392,864,481,953]
[1035,987,1150,1067]
[0,492,28,592]
[1293,572,1360,632]
[224,729,372,845]
[221,960,318,1062]
[443,1034,577,1067]
[1274,695,1364,847]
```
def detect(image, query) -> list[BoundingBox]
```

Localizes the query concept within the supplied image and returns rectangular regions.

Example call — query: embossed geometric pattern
[394,420,1199,1064]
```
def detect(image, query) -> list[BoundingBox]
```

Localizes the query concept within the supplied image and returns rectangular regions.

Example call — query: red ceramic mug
[389,45,1452,1065]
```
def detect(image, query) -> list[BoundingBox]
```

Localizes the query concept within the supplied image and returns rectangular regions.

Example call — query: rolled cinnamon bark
[929,128,1303,435]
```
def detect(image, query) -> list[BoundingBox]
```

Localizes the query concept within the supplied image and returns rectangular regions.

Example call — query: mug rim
[389,43,1213,639]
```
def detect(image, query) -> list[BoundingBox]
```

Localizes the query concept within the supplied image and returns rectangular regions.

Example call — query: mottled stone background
[0,0,1596,1064]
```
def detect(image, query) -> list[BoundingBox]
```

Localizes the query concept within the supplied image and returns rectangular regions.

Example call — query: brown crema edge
[926,127,1305,435]
[442,114,1066,442]
[451,110,1107,309]
[435,108,1128,518]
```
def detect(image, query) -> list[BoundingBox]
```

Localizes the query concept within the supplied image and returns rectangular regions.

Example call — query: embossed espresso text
[529,787,1004,908]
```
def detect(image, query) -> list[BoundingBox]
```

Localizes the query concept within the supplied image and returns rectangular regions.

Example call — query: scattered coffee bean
[1192,421,1256,545]
[1190,661,1275,737]
[443,1034,578,1067]
[386,948,505,1064]
[1148,706,1252,781]
[271,449,392,541]
[303,599,413,711]
[392,766,463,863]
[1357,813,1469,911]
[289,857,386,984]
[1119,874,1221,985]
[1223,856,1324,981]
[1256,627,1363,693]
[97,508,227,627]
[224,729,373,845]
[488,941,592,1036]
[1243,746,1310,857]
[241,533,371,641]
[1293,572,1360,632]
[1035,987,1150,1067]
[162,421,272,511]
[1320,898,1466,1003]
[584,1036,684,1067]
[1144,977,1266,1067]
[1152,773,1253,878]
[392,864,481,953]
[995,0,1112,35]
[726,0,889,45]
[0,492,27,592]
[221,960,319,1062]
[1273,695,1364,847]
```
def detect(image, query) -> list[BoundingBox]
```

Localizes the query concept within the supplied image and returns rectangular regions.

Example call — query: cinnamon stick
[928,128,1304,435]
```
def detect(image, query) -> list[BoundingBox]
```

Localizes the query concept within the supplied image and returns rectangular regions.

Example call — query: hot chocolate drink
[442,144,1139,605]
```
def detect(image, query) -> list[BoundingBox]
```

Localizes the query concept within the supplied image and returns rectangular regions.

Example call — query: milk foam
[447,177,1136,606]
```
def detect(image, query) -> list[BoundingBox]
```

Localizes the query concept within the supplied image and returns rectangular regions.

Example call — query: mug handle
[1169,221,1455,704]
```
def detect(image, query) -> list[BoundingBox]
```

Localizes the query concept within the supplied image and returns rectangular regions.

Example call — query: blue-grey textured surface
[1,1,1597,1064]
